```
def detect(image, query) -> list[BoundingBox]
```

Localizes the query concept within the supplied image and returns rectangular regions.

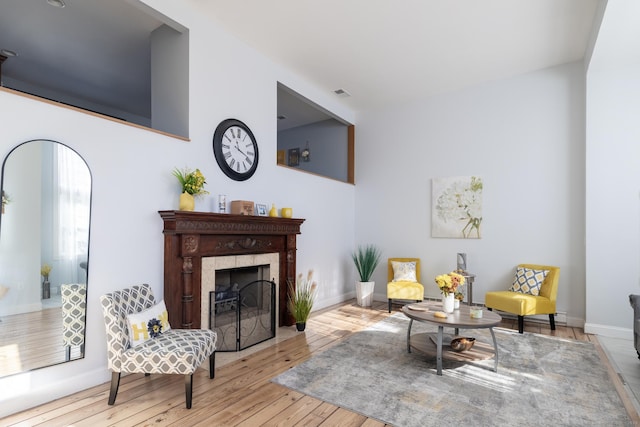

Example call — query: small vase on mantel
[441,292,455,313]
[179,192,195,211]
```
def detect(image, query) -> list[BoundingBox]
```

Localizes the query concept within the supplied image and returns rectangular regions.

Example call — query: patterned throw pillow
[510,267,549,296]
[391,261,417,282]
[126,300,171,347]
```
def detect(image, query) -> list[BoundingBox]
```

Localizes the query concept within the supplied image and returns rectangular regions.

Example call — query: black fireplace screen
[210,279,276,352]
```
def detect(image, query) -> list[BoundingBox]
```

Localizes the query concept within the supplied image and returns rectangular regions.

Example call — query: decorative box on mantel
[158,210,305,328]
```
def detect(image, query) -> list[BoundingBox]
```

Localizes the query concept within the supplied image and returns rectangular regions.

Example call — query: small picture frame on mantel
[255,203,268,216]
[288,148,300,167]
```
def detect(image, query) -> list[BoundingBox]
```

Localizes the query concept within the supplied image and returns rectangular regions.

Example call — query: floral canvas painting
[432,176,483,239]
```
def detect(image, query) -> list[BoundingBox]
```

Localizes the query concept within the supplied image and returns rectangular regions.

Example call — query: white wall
[0,0,356,416]
[355,62,586,326]
[585,1,640,338]
[585,64,640,337]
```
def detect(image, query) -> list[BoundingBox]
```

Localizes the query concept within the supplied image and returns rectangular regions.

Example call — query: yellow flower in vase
[41,263,52,281]
[435,272,466,296]
[173,167,209,197]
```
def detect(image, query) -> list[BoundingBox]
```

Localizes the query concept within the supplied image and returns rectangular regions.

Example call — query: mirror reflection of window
[277,83,354,183]
[53,144,90,284]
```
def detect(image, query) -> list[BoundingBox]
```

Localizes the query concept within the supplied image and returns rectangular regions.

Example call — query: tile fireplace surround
[159,210,305,328]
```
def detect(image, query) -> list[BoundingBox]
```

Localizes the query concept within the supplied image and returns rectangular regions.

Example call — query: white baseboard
[585,322,633,339]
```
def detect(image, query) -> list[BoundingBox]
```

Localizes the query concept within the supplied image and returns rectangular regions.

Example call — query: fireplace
[202,254,279,350]
[159,211,304,329]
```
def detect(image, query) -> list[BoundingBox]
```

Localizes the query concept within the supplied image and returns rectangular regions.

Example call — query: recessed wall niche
[277,83,354,183]
[0,1,189,137]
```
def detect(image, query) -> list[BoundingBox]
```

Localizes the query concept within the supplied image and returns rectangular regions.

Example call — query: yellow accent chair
[485,264,560,334]
[387,258,424,313]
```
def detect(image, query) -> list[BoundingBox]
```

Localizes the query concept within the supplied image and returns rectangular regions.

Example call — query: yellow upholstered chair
[485,264,560,334]
[387,258,424,313]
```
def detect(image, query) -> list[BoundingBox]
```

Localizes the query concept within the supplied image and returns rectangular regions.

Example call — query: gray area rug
[272,313,632,427]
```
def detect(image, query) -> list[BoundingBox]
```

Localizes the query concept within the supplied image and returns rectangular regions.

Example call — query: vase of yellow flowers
[41,263,52,299]
[435,272,465,313]
[173,167,209,211]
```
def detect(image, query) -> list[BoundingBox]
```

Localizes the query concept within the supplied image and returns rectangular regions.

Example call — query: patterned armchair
[100,284,217,409]
[61,283,87,361]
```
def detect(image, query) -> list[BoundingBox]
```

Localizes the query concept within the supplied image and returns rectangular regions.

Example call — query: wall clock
[213,119,259,181]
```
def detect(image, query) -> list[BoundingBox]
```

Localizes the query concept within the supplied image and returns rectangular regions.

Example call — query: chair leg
[65,346,71,362]
[517,315,524,334]
[388,299,392,313]
[549,313,556,330]
[209,352,216,379]
[108,372,121,405]
[185,374,193,409]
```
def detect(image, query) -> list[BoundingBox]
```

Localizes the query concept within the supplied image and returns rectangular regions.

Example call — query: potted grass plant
[287,270,317,331]
[351,244,382,307]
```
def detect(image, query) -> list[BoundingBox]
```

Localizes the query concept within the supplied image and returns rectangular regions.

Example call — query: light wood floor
[0,306,82,377]
[1,300,638,426]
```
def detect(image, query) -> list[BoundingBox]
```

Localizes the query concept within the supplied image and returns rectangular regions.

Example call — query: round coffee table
[402,301,502,375]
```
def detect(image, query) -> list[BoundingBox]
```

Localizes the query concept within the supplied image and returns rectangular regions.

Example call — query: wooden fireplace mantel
[159,210,305,328]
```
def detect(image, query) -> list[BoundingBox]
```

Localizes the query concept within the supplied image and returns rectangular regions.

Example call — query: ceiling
[0,0,601,122]
[197,0,601,112]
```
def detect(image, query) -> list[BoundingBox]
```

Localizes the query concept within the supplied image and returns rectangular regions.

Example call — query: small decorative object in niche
[255,203,268,216]
[432,176,483,239]
[301,141,310,162]
[288,148,300,167]
[277,149,286,165]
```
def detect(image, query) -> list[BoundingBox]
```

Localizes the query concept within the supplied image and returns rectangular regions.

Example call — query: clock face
[213,119,259,181]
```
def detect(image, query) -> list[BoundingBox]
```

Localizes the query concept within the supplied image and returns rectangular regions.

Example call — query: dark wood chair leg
[549,313,556,330]
[388,299,392,313]
[108,372,121,405]
[185,374,193,409]
[209,352,215,379]
[144,373,150,377]
[65,346,71,362]
[518,315,524,334]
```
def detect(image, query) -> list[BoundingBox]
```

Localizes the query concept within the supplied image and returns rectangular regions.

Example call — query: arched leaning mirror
[0,140,91,377]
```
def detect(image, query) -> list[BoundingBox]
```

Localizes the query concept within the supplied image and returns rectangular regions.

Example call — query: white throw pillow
[510,267,549,296]
[126,300,171,347]
[391,261,417,282]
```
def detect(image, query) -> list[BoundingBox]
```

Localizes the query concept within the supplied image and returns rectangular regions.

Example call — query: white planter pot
[356,281,375,307]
